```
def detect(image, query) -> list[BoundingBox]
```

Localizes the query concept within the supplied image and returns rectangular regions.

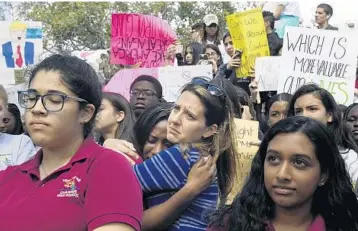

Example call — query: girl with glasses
[0,55,142,231]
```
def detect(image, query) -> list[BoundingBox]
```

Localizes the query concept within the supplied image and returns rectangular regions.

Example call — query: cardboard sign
[103,65,212,102]
[158,65,212,102]
[277,27,358,105]
[110,13,177,68]
[255,56,281,91]
[0,21,43,85]
[233,118,259,191]
[226,8,270,77]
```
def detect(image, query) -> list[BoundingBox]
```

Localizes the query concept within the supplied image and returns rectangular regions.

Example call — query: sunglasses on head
[190,77,226,100]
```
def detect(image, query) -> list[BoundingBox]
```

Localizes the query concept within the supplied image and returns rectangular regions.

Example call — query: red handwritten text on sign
[111,13,177,68]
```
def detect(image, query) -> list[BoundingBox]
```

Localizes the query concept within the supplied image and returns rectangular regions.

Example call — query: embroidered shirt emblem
[57,176,81,198]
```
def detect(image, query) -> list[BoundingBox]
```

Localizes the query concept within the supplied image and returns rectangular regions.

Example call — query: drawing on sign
[0,21,43,85]
[110,13,177,68]
[255,56,281,91]
[277,27,358,105]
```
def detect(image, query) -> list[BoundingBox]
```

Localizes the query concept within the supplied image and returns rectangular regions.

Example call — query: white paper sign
[158,65,213,102]
[0,21,43,85]
[277,26,358,105]
[255,56,281,91]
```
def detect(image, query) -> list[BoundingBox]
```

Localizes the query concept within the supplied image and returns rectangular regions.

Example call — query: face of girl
[205,48,220,64]
[264,132,325,210]
[143,120,173,159]
[167,91,215,144]
[0,109,16,133]
[223,36,234,57]
[95,98,123,135]
[294,94,332,125]
[269,101,289,127]
[185,47,194,64]
[25,70,93,148]
[345,105,358,143]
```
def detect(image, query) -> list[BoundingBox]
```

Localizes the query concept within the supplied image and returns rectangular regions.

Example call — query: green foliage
[16,1,259,52]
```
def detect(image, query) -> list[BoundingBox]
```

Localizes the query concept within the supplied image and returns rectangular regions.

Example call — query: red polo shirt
[0,137,143,231]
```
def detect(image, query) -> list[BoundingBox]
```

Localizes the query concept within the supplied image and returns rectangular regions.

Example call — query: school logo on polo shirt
[57,176,81,198]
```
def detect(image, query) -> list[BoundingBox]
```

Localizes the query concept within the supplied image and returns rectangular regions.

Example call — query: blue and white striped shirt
[134,145,218,231]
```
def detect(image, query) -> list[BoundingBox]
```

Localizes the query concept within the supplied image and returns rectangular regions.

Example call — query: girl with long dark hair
[208,116,358,231]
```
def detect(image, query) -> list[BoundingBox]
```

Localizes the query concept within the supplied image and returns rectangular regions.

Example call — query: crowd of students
[0,2,357,231]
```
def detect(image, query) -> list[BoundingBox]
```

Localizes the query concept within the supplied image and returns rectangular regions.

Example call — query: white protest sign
[0,21,43,85]
[255,56,281,91]
[158,65,212,102]
[4,83,27,115]
[277,27,358,105]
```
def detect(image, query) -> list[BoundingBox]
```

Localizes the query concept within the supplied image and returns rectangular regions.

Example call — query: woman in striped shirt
[134,78,238,230]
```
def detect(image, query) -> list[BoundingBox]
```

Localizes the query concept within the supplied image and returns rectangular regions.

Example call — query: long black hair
[98,92,136,144]
[209,116,358,231]
[132,102,173,158]
[6,103,24,135]
[287,83,358,152]
[184,42,204,65]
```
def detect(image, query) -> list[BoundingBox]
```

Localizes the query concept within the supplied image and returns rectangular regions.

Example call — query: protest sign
[111,13,177,68]
[158,65,212,102]
[277,27,358,105]
[226,8,270,77]
[4,83,27,115]
[104,65,212,102]
[233,118,259,191]
[255,56,281,91]
[103,67,158,100]
[0,21,43,85]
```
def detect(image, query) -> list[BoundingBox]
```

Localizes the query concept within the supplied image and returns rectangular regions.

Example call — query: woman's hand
[184,155,217,196]
[209,59,218,74]
[103,139,140,166]
[249,79,259,103]
[164,44,176,61]
[227,57,241,70]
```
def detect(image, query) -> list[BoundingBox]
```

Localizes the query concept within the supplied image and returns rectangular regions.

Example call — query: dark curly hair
[208,116,358,231]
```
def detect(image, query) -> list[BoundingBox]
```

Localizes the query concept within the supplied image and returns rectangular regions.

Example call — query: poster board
[104,65,212,102]
[111,13,177,68]
[226,8,270,77]
[0,21,43,85]
[277,26,358,105]
[255,56,281,91]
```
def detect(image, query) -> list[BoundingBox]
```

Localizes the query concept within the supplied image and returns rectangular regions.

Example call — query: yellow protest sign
[226,8,270,78]
[226,118,259,204]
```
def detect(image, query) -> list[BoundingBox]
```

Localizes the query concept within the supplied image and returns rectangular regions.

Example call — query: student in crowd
[261,93,292,134]
[0,55,143,231]
[0,103,24,135]
[208,116,358,231]
[199,44,223,77]
[216,32,251,95]
[0,86,36,171]
[263,11,283,56]
[191,22,204,43]
[287,84,358,188]
[315,3,338,30]
[104,101,219,231]
[202,14,221,46]
[94,92,136,145]
[129,75,163,119]
[133,80,238,230]
[183,42,204,66]
[234,85,256,121]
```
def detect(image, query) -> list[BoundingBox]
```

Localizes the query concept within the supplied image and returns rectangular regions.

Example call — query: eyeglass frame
[18,90,88,112]
[130,89,159,98]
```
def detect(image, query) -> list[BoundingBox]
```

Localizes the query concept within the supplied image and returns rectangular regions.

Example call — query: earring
[319,182,325,186]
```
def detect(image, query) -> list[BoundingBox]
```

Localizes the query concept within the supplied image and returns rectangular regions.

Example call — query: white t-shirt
[340,148,358,189]
[263,1,300,17]
[0,133,36,170]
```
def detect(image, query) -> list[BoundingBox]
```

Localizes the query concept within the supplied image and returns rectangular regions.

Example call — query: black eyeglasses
[130,89,158,98]
[190,77,226,100]
[18,90,88,112]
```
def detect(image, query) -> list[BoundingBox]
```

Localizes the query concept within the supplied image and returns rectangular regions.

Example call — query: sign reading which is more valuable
[277,27,358,105]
